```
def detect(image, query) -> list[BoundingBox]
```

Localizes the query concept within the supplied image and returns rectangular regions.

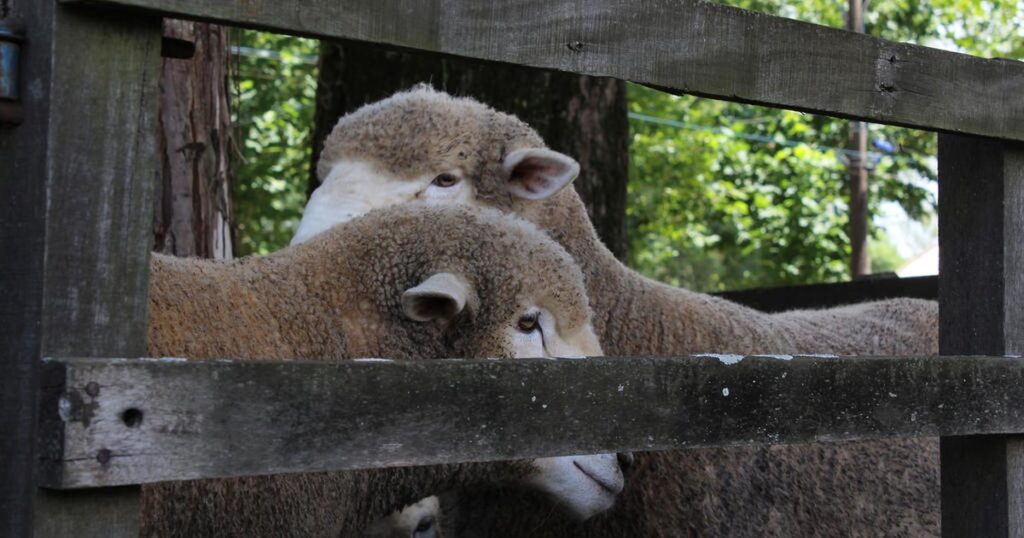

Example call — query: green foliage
[628,89,886,290]
[627,0,1021,291]
[870,232,907,274]
[231,30,318,255]
[867,0,1024,57]
[626,87,936,290]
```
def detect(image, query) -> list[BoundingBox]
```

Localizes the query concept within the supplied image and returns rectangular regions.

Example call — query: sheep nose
[617,452,635,473]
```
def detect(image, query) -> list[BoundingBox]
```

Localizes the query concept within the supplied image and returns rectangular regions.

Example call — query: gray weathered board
[937,136,1024,537]
[0,1,161,536]
[63,0,1024,141]
[40,354,1024,489]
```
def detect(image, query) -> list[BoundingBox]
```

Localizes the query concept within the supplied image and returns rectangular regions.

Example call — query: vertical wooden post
[938,134,1024,537]
[0,2,161,537]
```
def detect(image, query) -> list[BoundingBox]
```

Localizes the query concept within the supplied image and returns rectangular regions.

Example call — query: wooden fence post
[938,134,1024,536]
[0,2,161,537]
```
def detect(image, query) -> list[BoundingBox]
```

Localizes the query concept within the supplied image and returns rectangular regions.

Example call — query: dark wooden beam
[938,135,1024,537]
[0,2,161,536]
[38,354,1024,489]
[62,0,1024,141]
[713,275,937,313]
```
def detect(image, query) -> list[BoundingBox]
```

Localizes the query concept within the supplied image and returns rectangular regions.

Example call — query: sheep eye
[517,312,540,333]
[431,173,460,188]
[413,516,435,538]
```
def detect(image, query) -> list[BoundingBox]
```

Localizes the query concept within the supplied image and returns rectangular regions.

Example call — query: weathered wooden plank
[938,135,1024,537]
[0,2,161,536]
[63,0,1024,141]
[38,354,1024,489]
[714,275,937,313]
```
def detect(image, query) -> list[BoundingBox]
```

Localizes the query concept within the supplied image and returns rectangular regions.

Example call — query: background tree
[310,42,630,259]
[230,31,318,256]
[155,20,234,259]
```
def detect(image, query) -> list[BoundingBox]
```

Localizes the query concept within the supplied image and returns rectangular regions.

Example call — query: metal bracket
[0,19,24,125]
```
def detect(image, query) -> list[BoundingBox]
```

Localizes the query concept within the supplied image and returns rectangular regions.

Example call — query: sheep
[140,203,628,537]
[366,496,443,538]
[291,86,941,536]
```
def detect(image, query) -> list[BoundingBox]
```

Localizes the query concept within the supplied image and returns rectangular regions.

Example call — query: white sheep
[366,496,443,538]
[291,86,941,536]
[141,204,627,537]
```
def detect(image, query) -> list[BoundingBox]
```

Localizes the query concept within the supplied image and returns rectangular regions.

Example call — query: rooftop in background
[897,245,939,277]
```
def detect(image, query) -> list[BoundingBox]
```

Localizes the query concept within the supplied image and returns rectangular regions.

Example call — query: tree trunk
[310,41,629,259]
[154,20,234,260]
[846,0,870,278]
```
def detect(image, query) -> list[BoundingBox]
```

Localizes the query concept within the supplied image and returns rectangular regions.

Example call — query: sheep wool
[142,203,600,538]
[307,86,941,537]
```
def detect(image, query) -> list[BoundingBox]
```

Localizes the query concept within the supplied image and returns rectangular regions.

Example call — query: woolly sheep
[291,87,941,536]
[366,496,443,538]
[141,204,627,537]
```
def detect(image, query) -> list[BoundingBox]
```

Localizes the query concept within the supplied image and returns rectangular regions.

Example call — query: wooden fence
[1,0,1022,536]
[715,274,937,312]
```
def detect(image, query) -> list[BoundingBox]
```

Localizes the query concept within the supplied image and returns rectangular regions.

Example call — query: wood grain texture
[40,10,161,360]
[0,2,161,536]
[64,0,1024,140]
[154,20,234,259]
[38,355,1024,489]
[938,136,1024,537]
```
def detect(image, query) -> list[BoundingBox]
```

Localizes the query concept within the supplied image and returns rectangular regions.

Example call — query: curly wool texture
[318,83,541,209]
[440,438,936,538]
[318,87,941,537]
[142,204,595,538]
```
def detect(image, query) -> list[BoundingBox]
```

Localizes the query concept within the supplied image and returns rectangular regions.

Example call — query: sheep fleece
[141,204,593,537]
[318,87,941,537]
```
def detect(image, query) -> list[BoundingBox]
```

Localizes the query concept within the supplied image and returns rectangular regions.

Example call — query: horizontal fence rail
[715,275,937,313]
[39,355,1024,489]
[64,0,1024,141]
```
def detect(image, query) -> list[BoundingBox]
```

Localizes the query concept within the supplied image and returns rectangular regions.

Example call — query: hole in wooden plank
[121,408,143,428]
[161,36,196,60]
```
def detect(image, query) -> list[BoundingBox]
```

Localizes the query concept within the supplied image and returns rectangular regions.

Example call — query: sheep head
[401,265,619,521]
[298,205,623,520]
[291,86,579,246]
[285,88,619,518]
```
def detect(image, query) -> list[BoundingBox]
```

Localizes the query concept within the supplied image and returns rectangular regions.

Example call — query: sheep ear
[503,148,580,200]
[402,273,470,323]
